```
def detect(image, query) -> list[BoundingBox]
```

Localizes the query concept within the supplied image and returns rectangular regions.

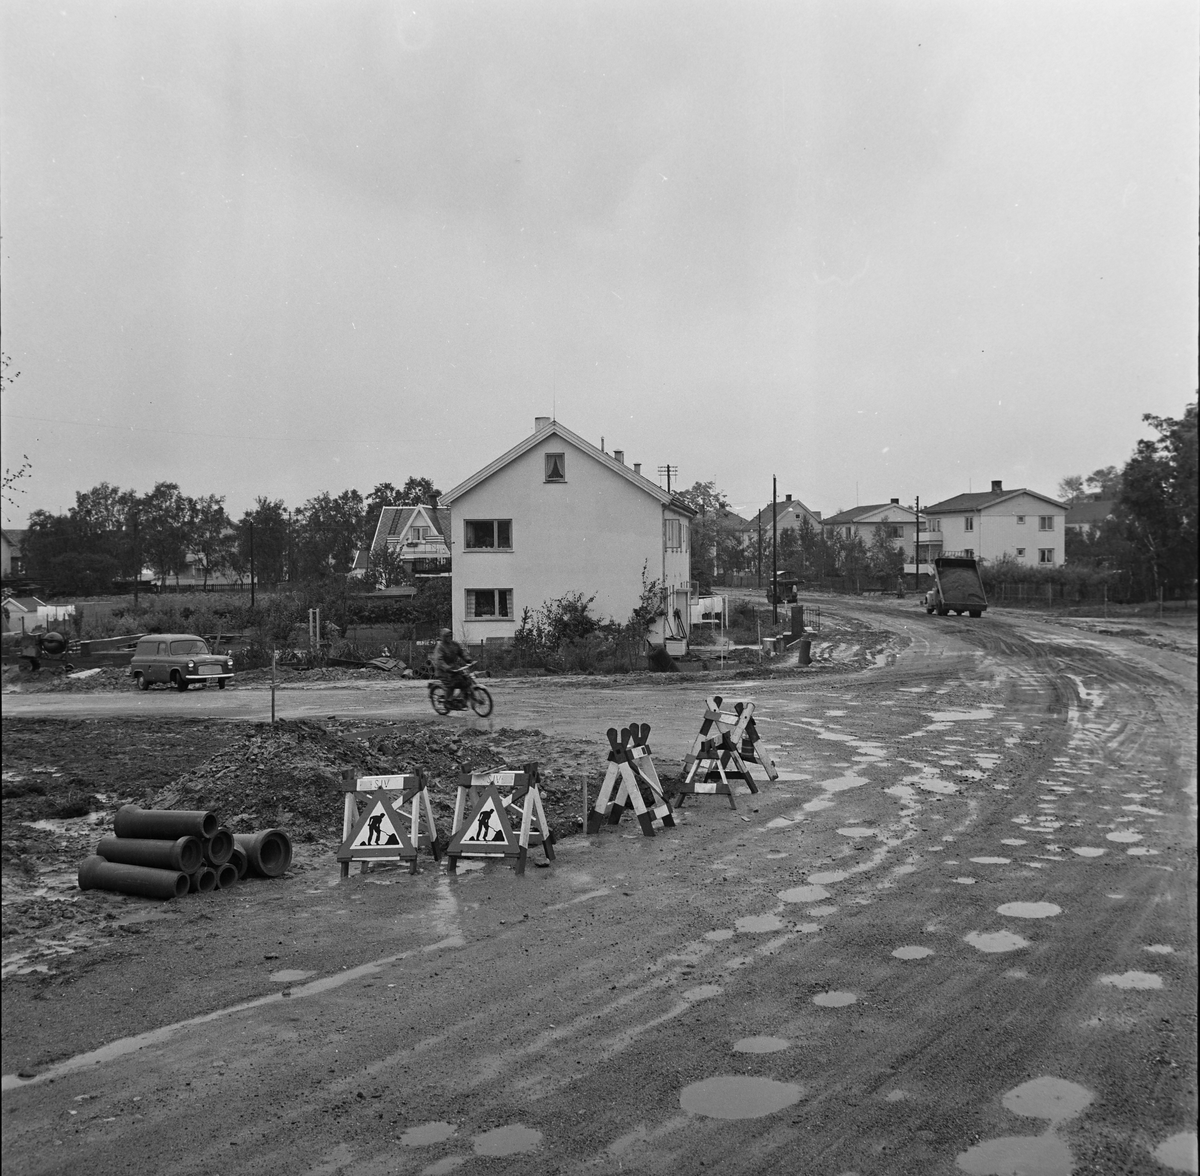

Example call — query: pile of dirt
[1,665,135,693]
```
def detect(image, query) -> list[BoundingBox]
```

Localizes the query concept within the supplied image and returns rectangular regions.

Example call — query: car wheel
[469,686,494,717]
[217,679,226,690]
[172,671,189,692]
[429,683,450,716]
[136,673,151,691]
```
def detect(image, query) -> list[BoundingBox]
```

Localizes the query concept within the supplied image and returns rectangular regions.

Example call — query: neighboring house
[1065,498,1118,535]
[1,594,74,633]
[438,416,697,646]
[747,494,822,542]
[1,529,27,579]
[352,505,452,581]
[922,481,1067,567]
[822,500,919,551]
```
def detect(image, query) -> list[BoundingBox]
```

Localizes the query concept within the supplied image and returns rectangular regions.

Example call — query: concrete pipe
[78,855,188,901]
[214,862,239,889]
[233,830,292,878]
[114,805,218,841]
[229,844,249,881]
[96,835,202,874]
[188,866,218,894]
[203,829,234,867]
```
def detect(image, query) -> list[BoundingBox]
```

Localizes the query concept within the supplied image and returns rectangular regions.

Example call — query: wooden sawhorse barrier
[674,696,777,811]
[588,723,674,837]
[445,765,555,876]
[337,770,441,877]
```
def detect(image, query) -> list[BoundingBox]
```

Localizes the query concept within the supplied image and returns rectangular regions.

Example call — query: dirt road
[2,602,1196,1175]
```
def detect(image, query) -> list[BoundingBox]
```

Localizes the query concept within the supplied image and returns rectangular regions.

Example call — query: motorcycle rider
[432,628,471,702]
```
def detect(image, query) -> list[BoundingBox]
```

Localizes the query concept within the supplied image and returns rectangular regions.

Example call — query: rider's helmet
[440,628,453,641]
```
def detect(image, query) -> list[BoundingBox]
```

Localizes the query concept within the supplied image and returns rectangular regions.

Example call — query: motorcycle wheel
[469,685,494,717]
[429,683,451,716]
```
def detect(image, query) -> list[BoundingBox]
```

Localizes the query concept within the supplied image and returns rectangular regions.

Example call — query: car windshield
[170,639,209,655]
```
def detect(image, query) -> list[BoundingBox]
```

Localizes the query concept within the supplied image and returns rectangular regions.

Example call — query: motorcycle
[428,663,494,717]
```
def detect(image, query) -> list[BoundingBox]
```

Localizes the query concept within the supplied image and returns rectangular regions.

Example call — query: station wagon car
[129,633,234,692]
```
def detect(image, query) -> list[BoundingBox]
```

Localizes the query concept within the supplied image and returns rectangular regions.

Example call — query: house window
[963,548,974,558]
[886,525,903,539]
[1016,548,1026,558]
[1016,515,1026,525]
[844,527,853,540]
[928,518,941,533]
[1039,548,1055,564]
[964,517,975,532]
[664,519,683,551]
[464,520,512,550]
[544,453,566,482]
[1038,516,1055,531]
[466,589,512,618]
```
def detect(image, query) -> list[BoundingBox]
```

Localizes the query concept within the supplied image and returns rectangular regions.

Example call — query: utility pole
[131,510,140,608]
[249,521,256,608]
[757,518,763,588]
[657,465,678,494]
[771,476,778,627]
[914,495,921,594]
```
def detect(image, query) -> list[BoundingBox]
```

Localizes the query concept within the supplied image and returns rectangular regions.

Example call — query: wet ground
[1,600,1196,1175]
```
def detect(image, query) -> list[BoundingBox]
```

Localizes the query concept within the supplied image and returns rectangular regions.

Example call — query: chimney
[633,463,642,476]
[991,480,1003,492]
[785,493,792,502]
[890,498,900,505]
[535,416,550,431]
[613,450,625,465]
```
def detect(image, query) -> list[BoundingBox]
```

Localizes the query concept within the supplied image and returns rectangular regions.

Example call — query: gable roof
[1,595,46,611]
[747,498,821,530]
[1,529,27,548]
[823,503,916,527]
[370,504,452,551]
[1066,499,1117,526]
[924,488,1064,513]
[439,419,696,515]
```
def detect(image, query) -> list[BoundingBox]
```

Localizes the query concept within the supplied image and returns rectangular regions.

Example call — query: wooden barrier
[587,723,674,837]
[675,696,777,811]
[337,771,440,877]
[446,765,554,876]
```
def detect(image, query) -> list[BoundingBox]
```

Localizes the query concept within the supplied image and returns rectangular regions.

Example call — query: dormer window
[545,453,566,482]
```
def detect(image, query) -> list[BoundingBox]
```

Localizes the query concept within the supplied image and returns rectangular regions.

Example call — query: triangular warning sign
[337,794,416,861]
[446,785,519,856]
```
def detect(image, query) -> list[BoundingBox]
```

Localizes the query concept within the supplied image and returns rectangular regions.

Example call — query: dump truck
[924,556,988,617]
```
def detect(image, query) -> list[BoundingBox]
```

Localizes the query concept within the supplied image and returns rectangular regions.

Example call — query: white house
[439,417,697,646]
[922,481,1067,567]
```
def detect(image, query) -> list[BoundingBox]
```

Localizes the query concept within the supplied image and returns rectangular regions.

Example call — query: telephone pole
[771,476,778,627]
[657,465,678,494]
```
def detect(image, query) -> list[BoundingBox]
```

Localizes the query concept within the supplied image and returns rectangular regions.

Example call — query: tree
[1,353,30,512]
[398,476,441,507]
[138,483,197,587]
[192,495,233,591]
[868,524,905,579]
[235,498,290,587]
[363,482,403,549]
[1119,402,1198,597]
[1085,466,1123,499]
[294,489,364,578]
[1057,475,1087,505]
[365,544,411,589]
[676,481,730,590]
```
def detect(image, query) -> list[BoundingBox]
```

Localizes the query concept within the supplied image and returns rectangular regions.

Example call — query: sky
[2,0,1197,527]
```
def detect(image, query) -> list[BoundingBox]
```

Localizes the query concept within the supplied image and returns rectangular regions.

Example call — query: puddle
[766,818,796,829]
[1151,1131,1199,1172]
[797,922,823,933]
[837,827,878,838]
[732,1036,789,1054]
[969,857,1011,865]
[453,859,485,873]
[807,870,848,885]
[704,929,735,942]
[472,1124,542,1156]
[919,779,959,795]
[807,905,837,916]
[1097,971,1162,990]
[402,1122,457,1146]
[1144,944,1174,955]
[892,945,933,960]
[764,851,790,859]
[679,1075,803,1119]
[1071,847,1106,857]
[1003,1076,1093,1122]
[269,969,316,983]
[996,902,1061,919]
[1126,847,1160,856]
[803,798,835,812]
[1000,839,1028,846]
[779,885,831,904]
[812,991,857,1007]
[953,877,977,885]
[818,775,867,793]
[928,709,995,721]
[1105,831,1142,843]
[682,985,723,1001]
[736,914,786,933]
[965,931,1029,953]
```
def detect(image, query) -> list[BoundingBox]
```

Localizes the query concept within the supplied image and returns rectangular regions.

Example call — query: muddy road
[2,602,1196,1175]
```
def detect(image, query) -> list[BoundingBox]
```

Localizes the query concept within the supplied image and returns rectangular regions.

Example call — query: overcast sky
[2,0,1197,527]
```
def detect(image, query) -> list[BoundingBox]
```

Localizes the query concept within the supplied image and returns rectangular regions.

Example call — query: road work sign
[588,723,675,837]
[337,771,440,877]
[676,696,776,811]
[446,767,554,876]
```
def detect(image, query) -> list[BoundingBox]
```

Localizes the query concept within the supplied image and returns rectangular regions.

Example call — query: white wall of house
[449,433,692,644]
[929,494,1066,566]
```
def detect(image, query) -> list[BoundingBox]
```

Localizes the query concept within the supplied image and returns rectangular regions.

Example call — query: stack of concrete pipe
[78,806,292,901]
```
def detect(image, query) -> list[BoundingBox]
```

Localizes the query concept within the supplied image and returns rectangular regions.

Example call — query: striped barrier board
[337,771,441,877]
[587,723,675,837]
[446,765,555,876]
[675,696,776,811]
